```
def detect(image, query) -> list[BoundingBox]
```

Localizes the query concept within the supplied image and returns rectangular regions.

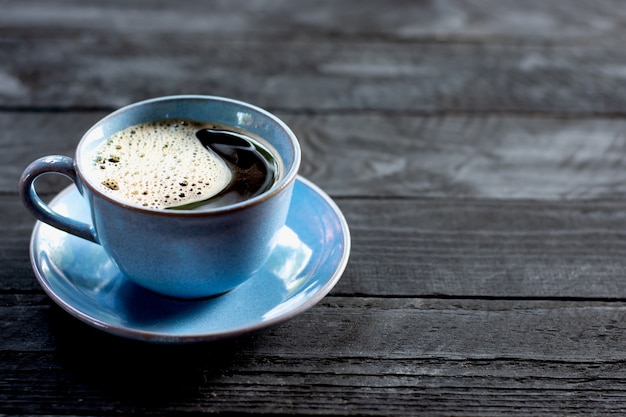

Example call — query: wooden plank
[4,36,626,113]
[291,114,626,200]
[337,198,626,298]
[3,296,626,415]
[5,295,626,360]
[6,355,626,416]
[7,112,626,199]
[5,354,626,416]
[3,0,626,45]
[1,111,106,194]
[5,194,626,298]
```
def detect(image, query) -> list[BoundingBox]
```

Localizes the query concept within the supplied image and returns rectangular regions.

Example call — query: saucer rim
[29,175,351,343]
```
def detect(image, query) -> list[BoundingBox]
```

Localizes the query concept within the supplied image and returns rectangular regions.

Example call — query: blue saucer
[29,176,350,343]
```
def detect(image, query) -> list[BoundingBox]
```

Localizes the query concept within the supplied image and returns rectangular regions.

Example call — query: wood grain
[5,295,626,360]
[4,0,626,115]
[6,194,626,298]
[4,37,626,114]
[3,296,626,415]
[3,0,626,45]
[7,112,626,199]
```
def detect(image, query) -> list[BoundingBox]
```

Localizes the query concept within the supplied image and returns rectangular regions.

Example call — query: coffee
[21,95,301,299]
[194,128,278,209]
[87,119,279,210]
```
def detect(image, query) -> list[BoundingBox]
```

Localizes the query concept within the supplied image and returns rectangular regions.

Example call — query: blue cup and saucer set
[20,96,351,343]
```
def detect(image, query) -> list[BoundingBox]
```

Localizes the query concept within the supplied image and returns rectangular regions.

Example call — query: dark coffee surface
[174,128,277,209]
[87,119,279,210]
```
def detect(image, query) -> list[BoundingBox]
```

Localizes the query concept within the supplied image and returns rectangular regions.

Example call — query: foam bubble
[87,120,232,209]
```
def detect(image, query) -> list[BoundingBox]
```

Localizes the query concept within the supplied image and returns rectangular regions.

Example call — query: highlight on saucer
[87,120,232,209]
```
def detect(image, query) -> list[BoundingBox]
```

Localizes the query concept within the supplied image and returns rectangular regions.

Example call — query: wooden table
[4,1,626,415]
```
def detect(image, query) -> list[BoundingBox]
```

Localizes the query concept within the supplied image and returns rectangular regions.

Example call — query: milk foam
[87,120,232,209]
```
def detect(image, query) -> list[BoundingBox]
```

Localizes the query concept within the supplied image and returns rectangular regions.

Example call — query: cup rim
[75,95,301,217]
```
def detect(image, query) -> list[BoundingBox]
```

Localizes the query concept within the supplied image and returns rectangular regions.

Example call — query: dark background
[4,1,626,415]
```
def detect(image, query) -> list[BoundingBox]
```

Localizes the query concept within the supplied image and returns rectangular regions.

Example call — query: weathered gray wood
[5,295,626,360]
[291,114,626,200]
[338,198,626,298]
[3,36,626,114]
[3,0,626,45]
[6,351,626,416]
[6,194,626,298]
[5,2,626,115]
[1,112,105,194]
[3,296,626,415]
[7,112,626,199]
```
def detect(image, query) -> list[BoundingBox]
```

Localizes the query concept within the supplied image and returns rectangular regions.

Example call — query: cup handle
[20,155,98,244]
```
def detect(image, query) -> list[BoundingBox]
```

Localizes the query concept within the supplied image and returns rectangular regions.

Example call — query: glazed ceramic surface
[29,177,350,343]
[21,95,301,298]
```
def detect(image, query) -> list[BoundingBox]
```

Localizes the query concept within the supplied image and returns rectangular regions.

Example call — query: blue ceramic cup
[20,96,301,299]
